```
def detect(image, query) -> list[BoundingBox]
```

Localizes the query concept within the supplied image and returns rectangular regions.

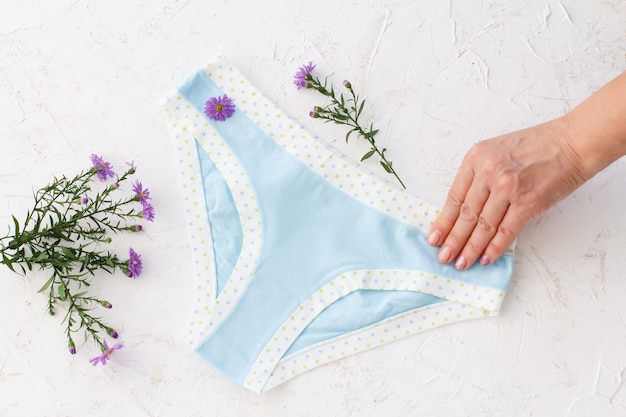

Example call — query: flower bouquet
[0,155,155,365]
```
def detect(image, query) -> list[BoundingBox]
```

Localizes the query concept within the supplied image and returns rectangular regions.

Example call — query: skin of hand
[427,72,626,270]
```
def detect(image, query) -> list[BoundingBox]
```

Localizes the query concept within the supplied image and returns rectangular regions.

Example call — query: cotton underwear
[162,55,514,393]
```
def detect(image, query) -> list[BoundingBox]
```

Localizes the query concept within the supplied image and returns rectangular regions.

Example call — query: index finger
[427,163,474,247]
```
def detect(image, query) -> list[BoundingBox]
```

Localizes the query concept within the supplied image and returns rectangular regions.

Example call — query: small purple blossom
[126,160,137,171]
[133,224,143,232]
[127,247,142,278]
[294,61,316,89]
[90,154,115,181]
[69,340,77,355]
[140,202,155,222]
[204,95,235,121]
[89,340,124,366]
[81,197,89,205]
[132,180,151,204]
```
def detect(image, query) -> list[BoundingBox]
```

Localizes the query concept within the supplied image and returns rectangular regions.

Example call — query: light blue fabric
[196,140,243,296]
[178,70,514,386]
[285,290,444,355]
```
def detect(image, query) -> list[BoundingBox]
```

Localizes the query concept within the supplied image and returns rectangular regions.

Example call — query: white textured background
[1,1,625,416]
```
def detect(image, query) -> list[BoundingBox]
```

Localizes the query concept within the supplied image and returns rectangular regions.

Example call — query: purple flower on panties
[127,247,142,278]
[89,340,124,366]
[204,94,236,121]
[294,61,316,89]
[90,154,115,181]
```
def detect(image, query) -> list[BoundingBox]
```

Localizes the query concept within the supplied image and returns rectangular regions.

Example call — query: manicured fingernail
[427,230,442,246]
[438,246,452,263]
[479,255,490,266]
[455,255,467,270]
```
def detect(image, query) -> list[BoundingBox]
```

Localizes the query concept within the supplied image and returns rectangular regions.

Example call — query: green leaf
[33,252,47,262]
[334,113,349,121]
[12,215,20,237]
[363,129,379,140]
[80,254,91,273]
[37,276,55,293]
[34,214,42,233]
[2,253,16,273]
[58,284,67,301]
[345,130,354,143]
[361,149,376,162]
[380,161,393,173]
[357,100,365,118]
[62,247,75,259]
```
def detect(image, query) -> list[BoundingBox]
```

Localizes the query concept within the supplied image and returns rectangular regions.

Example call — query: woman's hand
[427,119,588,269]
[427,72,626,270]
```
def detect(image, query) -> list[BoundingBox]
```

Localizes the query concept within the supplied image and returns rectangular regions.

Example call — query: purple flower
[133,224,143,232]
[140,202,155,222]
[127,247,142,278]
[204,95,235,121]
[81,197,89,205]
[132,180,151,204]
[90,154,115,181]
[89,340,124,366]
[294,61,316,89]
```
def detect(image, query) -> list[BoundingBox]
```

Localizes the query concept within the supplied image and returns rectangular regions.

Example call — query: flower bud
[343,80,351,89]
[105,327,119,339]
[133,224,143,232]
[81,197,89,205]
[100,300,112,309]
[309,107,320,118]
[68,340,77,355]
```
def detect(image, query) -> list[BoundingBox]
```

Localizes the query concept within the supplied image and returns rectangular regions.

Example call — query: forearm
[560,72,626,178]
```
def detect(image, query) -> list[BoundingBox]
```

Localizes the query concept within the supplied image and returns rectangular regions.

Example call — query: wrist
[558,72,626,178]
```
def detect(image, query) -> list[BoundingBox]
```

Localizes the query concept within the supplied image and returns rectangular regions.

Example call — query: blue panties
[163,55,514,393]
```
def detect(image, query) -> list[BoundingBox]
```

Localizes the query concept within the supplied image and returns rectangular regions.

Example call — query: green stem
[306,75,406,189]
